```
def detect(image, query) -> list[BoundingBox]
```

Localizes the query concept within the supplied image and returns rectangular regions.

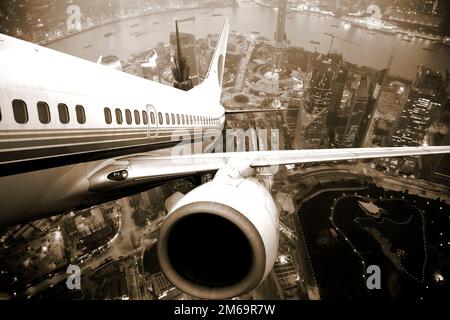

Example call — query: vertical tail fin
[193,19,229,103]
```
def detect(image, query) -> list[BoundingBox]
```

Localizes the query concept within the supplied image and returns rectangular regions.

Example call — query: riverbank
[46,4,450,80]
[252,0,446,44]
[41,1,236,46]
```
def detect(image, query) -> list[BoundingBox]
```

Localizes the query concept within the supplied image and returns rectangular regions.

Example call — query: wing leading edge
[88,146,450,192]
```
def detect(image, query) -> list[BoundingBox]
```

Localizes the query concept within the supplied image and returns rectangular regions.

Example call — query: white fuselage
[0,33,225,225]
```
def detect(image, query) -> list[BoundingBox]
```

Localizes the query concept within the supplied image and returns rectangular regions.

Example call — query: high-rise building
[422,132,450,187]
[328,66,347,114]
[391,93,441,146]
[304,69,333,114]
[295,55,334,149]
[394,0,440,15]
[418,0,440,15]
[274,0,287,44]
[342,75,370,147]
[391,67,444,147]
[272,0,288,70]
[414,65,444,96]
[327,65,348,146]
[170,31,199,85]
[427,153,450,186]
[359,69,387,147]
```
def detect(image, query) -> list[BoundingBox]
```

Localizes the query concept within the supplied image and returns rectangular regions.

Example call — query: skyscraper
[295,55,335,149]
[343,74,369,147]
[170,30,199,86]
[391,67,444,147]
[327,64,347,146]
[274,0,287,44]
[272,0,288,70]
[414,65,445,96]
[359,69,387,147]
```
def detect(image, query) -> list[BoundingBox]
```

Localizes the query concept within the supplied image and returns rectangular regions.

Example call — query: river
[47,1,450,80]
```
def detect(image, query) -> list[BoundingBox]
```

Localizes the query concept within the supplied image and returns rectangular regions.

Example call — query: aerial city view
[0,0,449,303]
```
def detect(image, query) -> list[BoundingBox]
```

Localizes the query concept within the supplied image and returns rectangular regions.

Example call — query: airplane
[0,19,449,299]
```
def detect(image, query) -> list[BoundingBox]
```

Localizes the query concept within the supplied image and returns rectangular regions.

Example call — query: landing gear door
[146,104,158,139]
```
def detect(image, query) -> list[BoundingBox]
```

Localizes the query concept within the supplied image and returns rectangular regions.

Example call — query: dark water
[47,3,450,80]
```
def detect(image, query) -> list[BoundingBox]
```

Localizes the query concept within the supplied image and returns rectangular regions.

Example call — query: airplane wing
[225,108,298,114]
[88,146,450,192]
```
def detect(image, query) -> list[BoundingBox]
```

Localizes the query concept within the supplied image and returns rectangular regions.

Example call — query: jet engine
[157,174,279,299]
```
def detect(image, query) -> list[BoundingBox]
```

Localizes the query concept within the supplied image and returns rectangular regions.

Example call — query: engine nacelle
[157,176,279,299]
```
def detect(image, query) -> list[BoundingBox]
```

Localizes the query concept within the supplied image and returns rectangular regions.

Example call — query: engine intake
[157,177,279,299]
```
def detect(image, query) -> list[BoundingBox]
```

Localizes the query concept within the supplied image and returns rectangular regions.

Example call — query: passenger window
[142,110,148,125]
[104,107,112,124]
[150,112,155,125]
[171,113,175,125]
[0,106,2,122]
[75,105,86,124]
[37,101,51,124]
[115,108,123,124]
[125,109,132,125]
[134,110,140,124]
[176,114,180,125]
[181,114,185,125]
[12,99,28,124]
[158,112,163,125]
[58,103,70,124]
[165,112,170,124]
